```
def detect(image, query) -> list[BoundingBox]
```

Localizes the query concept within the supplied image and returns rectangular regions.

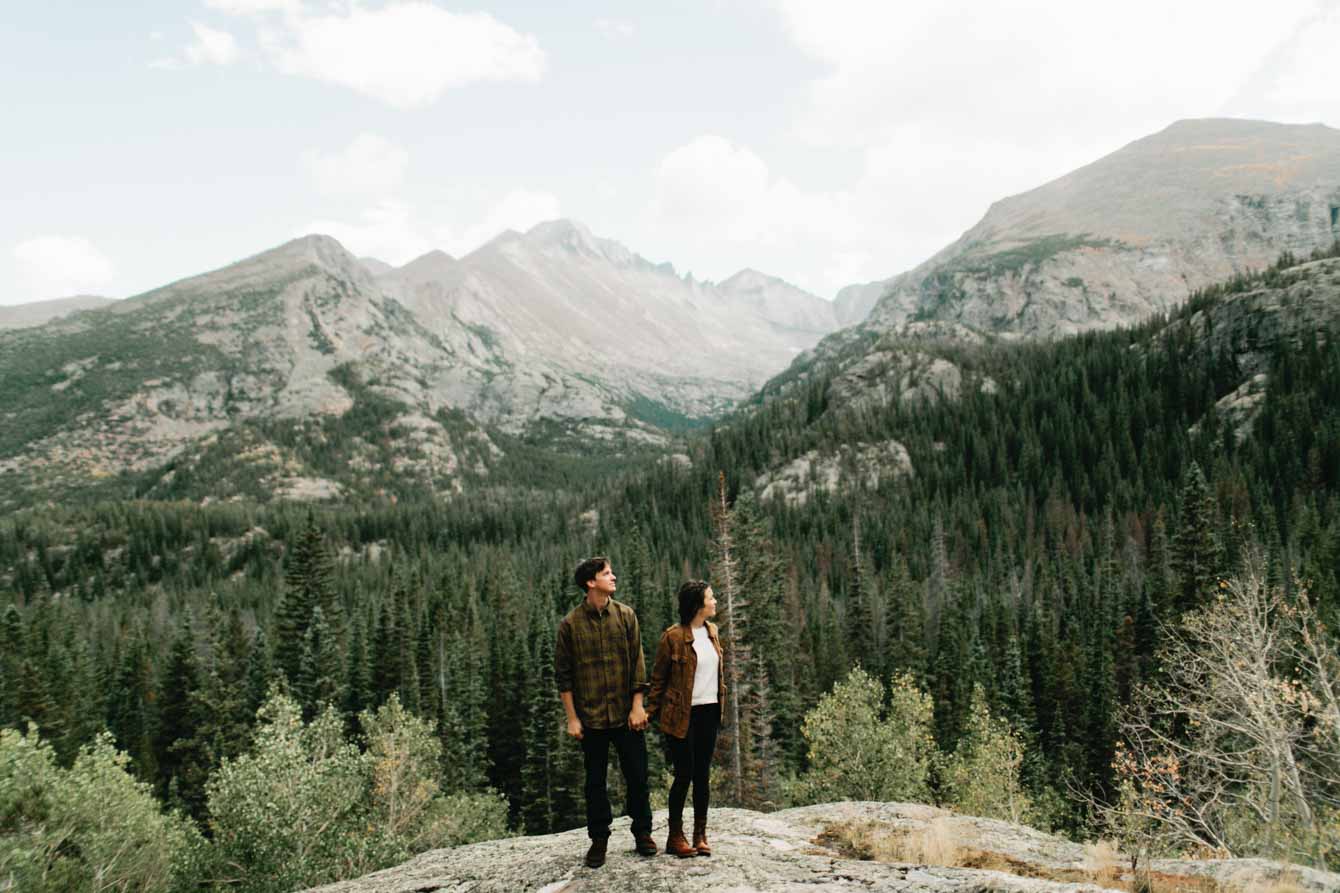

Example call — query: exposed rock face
[1,235,468,495]
[756,441,914,506]
[302,802,1340,893]
[854,119,1340,338]
[379,220,839,429]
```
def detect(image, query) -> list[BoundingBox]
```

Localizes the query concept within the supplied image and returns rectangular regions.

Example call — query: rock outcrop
[303,802,1340,893]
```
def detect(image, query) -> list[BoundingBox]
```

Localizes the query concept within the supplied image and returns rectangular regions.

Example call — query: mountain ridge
[843,118,1340,337]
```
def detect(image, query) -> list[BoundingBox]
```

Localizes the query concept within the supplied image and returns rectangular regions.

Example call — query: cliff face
[855,119,1340,337]
[303,802,1340,893]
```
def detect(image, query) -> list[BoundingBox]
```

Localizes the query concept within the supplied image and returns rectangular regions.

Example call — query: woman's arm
[646,630,672,717]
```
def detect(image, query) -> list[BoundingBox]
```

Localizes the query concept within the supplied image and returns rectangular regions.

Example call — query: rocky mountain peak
[719,267,774,289]
[520,218,645,269]
[392,249,458,280]
[717,268,838,335]
[126,234,373,310]
[850,118,1340,336]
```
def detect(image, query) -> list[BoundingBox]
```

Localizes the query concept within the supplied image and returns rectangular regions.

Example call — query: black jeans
[580,723,652,840]
[667,702,721,823]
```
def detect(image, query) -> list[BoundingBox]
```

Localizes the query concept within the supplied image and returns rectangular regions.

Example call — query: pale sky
[3,0,1338,306]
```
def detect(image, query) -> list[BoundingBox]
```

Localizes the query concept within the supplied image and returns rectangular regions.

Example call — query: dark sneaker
[585,836,608,868]
[634,832,659,856]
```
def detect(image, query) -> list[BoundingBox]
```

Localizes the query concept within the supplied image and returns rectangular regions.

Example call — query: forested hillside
[3,246,1339,890]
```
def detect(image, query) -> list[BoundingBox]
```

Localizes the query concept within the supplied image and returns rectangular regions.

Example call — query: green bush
[796,667,935,804]
[200,692,512,893]
[942,685,1032,823]
[0,726,199,893]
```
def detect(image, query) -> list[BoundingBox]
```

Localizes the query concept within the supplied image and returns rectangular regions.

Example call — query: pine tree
[274,513,338,685]
[0,605,23,728]
[520,597,579,833]
[105,635,156,781]
[153,620,205,814]
[371,586,400,706]
[1172,462,1224,614]
[297,606,344,718]
[343,613,370,725]
[195,605,254,770]
[245,627,273,717]
[885,555,927,683]
[845,510,881,678]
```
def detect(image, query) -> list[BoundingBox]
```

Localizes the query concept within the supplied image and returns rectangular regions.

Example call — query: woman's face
[700,587,717,619]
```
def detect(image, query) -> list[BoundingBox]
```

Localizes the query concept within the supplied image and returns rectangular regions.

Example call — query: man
[555,556,657,868]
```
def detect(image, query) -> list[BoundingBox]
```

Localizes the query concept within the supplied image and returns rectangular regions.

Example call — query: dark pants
[667,702,721,823]
[580,723,652,840]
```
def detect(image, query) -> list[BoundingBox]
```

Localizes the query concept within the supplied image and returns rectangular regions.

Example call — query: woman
[648,580,725,858]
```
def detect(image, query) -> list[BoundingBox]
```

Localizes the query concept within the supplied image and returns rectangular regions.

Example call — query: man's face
[588,562,617,598]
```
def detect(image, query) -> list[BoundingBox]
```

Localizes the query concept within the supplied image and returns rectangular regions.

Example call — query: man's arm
[627,608,649,731]
[560,690,583,740]
[555,619,582,739]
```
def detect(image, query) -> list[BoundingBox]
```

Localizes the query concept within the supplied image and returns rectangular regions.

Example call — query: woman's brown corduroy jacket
[646,621,726,739]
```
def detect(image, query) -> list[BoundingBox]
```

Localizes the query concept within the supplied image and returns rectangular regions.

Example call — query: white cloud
[595,18,635,39]
[208,1,545,108]
[435,189,562,257]
[300,188,561,265]
[184,22,240,65]
[736,0,1333,291]
[303,132,409,197]
[303,201,433,266]
[14,237,116,299]
[205,0,302,14]
[773,0,1319,149]
[1232,5,1340,122]
[648,135,875,295]
[152,22,239,68]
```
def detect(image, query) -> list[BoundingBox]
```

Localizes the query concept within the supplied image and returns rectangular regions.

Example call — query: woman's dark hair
[677,580,710,626]
[573,556,609,593]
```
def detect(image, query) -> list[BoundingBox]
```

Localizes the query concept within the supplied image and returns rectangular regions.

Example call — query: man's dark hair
[574,556,610,594]
[677,580,710,626]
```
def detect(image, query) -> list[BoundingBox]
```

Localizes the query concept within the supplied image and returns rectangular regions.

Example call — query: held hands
[566,716,583,740]
[628,703,648,731]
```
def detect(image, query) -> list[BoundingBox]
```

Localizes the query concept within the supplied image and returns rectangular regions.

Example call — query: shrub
[796,667,935,804]
[0,726,199,893]
[942,685,1032,823]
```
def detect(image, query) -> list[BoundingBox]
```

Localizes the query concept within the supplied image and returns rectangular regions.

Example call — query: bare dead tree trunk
[712,471,744,804]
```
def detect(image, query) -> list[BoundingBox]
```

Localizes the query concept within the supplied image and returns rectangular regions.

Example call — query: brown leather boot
[692,814,711,856]
[584,836,607,868]
[633,831,658,857]
[665,817,696,858]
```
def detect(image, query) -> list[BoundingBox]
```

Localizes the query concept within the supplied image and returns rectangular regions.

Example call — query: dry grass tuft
[818,819,1239,893]
[1084,839,1123,882]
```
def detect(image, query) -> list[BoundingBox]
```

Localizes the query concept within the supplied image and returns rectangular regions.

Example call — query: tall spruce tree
[275,513,337,685]
[1173,462,1225,614]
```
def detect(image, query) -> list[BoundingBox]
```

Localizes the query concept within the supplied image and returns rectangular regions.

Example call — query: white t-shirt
[691,625,720,705]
